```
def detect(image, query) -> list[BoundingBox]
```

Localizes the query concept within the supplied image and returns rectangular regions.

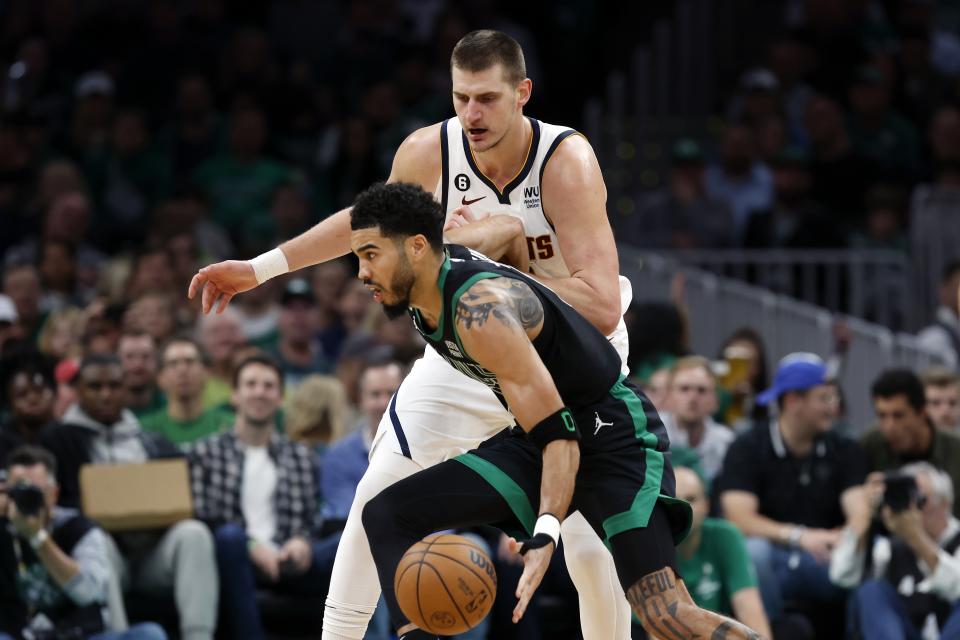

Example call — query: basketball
[394,533,497,635]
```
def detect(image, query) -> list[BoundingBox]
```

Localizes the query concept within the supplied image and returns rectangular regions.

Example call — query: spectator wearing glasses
[661,356,734,482]
[140,337,231,445]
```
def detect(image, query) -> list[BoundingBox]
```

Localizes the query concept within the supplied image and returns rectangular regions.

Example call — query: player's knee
[563,534,609,576]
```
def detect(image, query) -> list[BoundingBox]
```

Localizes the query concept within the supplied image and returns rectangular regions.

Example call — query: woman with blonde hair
[284,374,349,453]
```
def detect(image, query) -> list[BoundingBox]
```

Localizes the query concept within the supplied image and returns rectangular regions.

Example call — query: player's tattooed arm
[626,568,763,640]
[455,278,544,337]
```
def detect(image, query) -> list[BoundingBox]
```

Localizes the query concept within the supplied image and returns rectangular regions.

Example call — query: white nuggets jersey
[371,117,633,466]
[435,116,633,366]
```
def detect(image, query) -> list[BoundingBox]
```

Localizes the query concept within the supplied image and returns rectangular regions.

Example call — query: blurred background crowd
[1,0,960,638]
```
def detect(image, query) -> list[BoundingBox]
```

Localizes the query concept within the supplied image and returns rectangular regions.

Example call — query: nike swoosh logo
[461,195,486,206]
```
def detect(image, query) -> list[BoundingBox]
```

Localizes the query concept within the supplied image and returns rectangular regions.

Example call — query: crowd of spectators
[0,1,959,639]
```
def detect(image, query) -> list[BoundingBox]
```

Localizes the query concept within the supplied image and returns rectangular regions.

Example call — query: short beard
[244,413,274,429]
[383,300,409,319]
[380,253,415,320]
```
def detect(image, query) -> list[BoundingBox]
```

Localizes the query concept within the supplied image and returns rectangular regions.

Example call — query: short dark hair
[350,182,444,250]
[922,367,960,389]
[232,354,284,390]
[6,445,57,476]
[451,30,527,85]
[76,353,122,381]
[358,357,403,393]
[871,368,926,412]
[1,351,55,405]
[160,335,209,367]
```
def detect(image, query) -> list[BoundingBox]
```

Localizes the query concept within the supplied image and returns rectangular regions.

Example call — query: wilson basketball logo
[469,549,496,583]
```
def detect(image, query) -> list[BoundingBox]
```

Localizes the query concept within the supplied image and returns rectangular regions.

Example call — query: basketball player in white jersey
[189,30,634,640]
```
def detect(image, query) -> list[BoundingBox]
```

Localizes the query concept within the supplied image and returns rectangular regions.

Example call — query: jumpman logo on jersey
[594,412,613,435]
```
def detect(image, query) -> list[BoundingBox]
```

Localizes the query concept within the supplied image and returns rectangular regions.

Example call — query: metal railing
[620,247,945,434]
[652,249,917,332]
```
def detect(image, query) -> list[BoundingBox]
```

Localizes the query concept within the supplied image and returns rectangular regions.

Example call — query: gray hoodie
[60,405,149,464]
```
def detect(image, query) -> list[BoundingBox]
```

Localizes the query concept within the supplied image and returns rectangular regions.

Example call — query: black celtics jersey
[410,244,622,412]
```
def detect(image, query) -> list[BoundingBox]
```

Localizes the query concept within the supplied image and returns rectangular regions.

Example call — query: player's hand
[496,533,524,566]
[443,205,490,231]
[8,501,44,539]
[278,536,313,575]
[508,536,553,623]
[249,541,281,582]
[187,260,258,314]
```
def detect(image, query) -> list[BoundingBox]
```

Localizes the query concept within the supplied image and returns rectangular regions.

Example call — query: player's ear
[406,234,428,260]
[517,78,532,108]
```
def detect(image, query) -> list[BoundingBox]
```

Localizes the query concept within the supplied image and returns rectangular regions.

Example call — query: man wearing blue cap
[717,354,867,634]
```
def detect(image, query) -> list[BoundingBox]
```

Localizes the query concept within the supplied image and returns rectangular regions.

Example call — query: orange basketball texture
[394,534,497,635]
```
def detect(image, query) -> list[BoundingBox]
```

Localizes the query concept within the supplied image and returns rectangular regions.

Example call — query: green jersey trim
[454,452,536,537]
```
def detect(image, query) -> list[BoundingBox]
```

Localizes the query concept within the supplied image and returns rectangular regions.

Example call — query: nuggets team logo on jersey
[454,173,471,191]
[523,185,540,209]
[525,235,555,260]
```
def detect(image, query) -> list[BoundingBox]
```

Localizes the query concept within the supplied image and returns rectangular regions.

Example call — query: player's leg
[324,351,514,640]
[363,433,539,636]
[559,512,632,640]
[577,376,765,639]
[322,440,425,640]
[609,511,763,639]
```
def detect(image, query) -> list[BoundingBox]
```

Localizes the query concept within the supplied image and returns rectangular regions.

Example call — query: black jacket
[40,407,180,510]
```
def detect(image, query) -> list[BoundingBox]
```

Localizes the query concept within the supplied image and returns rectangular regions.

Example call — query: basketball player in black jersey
[349,182,764,640]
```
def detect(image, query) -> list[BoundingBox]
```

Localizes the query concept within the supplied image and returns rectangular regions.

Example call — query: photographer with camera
[0,446,165,640]
[863,369,960,517]
[830,463,960,639]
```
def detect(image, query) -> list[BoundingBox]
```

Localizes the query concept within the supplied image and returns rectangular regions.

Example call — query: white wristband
[249,248,289,285]
[533,513,561,546]
[29,528,49,551]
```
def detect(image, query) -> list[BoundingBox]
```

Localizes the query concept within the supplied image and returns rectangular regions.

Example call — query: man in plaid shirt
[188,354,337,639]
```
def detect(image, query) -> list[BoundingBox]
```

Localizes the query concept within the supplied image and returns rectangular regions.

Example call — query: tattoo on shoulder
[456,278,544,333]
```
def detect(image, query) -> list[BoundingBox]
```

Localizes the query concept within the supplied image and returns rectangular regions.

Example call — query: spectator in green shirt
[196,307,247,411]
[193,106,292,251]
[118,331,165,418]
[141,336,232,445]
[675,466,772,638]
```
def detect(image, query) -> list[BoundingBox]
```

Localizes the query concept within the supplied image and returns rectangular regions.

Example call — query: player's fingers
[443,217,461,231]
[507,537,520,554]
[187,272,206,299]
[458,205,477,222]
[216,292,234,314]
[514,566,529,599]
[512,596,526,623]
[201,283,219,315]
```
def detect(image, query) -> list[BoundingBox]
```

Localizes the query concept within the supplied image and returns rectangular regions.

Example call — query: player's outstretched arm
[453,277,580,623]
[187,208,354,314]
[537,134,621,335]
[188,123,445,314]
